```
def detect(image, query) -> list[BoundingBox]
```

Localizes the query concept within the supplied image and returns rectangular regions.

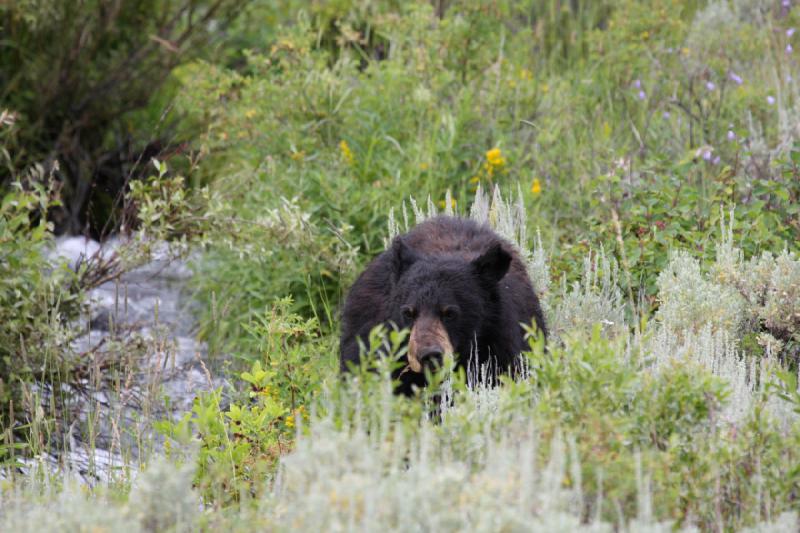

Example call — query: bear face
[388,239,512,373]
[339,216,546,395]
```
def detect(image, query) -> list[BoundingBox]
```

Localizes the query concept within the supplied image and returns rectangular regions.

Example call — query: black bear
[340,216,546,394]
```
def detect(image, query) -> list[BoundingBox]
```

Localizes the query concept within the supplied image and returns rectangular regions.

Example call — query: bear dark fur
[340,216,546,395]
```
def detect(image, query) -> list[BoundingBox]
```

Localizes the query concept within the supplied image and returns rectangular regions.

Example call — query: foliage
[156,298,334,502]
[4,0,800,531]
[0,171,79,444]
[1,456,199,532]
[0,157,223,462]
[12,327,799,531]
[190,196,358,356]
[175,0,800,359]
[655,210,800,366]
[0,0,245,234]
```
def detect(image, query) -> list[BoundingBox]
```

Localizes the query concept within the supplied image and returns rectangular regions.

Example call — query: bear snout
[418,348,443,367]
[407,316,454,373]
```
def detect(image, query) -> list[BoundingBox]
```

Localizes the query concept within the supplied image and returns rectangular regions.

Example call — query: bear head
[388,238,511,373]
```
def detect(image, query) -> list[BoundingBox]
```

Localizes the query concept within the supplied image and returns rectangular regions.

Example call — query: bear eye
[401,306,416,321]
[442,306,459,320]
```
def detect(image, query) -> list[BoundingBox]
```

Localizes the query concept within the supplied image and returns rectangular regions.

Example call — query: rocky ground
[35,237,224,482]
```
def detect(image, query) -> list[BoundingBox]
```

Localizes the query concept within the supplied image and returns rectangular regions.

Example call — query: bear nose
[419,348,443,367]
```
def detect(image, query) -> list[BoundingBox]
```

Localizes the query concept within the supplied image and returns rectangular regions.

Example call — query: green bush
[0,173,80,448]
[0,0,244,234]
[0,158,224,462]
[157,297,337,503]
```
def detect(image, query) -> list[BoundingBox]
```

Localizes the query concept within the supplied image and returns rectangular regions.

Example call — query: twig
[610,207,637,322]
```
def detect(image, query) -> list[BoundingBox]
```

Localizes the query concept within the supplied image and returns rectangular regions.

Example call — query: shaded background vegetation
[1,1,249,236]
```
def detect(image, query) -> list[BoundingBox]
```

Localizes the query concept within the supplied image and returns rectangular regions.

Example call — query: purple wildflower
[703,150,712,161]
[633,79,642,89]
[712,156,721,165]
[784,0,791,8]
[767,95,776,105]
[663,111,671,119]
[706,81,716,91]
[787,44,794,54]
[729,72,743,85]
[727,130,736,141]
[788,28,796,37]
[638,90,646,100]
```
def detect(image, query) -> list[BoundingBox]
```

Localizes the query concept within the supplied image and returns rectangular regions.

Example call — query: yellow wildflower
[290,150,305,161]
[419,162,429,171]
[469,175,480,184]
[339,140,355,166]
[531,178,542,196]
[245,109,257,119]
[540,83,549,94]
[486,148,503,164]
[519,68,533,80]
[286,414,295,428]
[484,148,506,178]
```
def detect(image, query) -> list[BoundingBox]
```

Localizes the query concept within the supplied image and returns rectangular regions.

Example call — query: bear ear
[390,238,420,281]
[472,243,511,286]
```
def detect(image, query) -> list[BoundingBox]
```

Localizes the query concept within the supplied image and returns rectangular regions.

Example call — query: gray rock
[47,236,104,269]
[45,238,221,482]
